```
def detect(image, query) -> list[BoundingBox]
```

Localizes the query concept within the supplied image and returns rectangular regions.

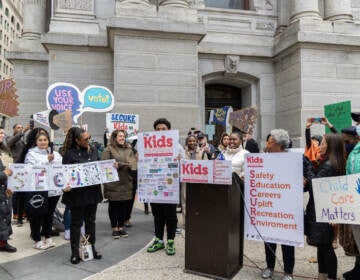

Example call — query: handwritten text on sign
[312,173,360,224]
[244,153,304,247]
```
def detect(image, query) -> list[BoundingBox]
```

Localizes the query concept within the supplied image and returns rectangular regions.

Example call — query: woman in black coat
[305,133,346,280]
[61,128,103,264]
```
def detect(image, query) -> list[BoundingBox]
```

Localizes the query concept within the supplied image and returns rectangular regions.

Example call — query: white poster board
[106,113,139,138]
[180,160,232,185]
[8,160,119,192]
[137,130,180,204]
[244,153,304,247]
[312,173,360,224]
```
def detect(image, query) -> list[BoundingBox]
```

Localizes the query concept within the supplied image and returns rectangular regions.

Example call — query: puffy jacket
[61,145,103,207]
[346,142,360,175]
[0,158,11,241]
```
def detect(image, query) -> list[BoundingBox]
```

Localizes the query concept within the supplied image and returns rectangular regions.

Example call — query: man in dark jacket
[6,123,30,226]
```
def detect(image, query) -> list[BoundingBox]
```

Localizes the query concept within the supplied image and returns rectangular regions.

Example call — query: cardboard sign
[244,153,304,247]
[0,78,19,117]
[229,107,257,134]
[180,160,232,185]
[324,100,352,133]
[106,113,139,138]
[312,173,360,224]
[53,110,72,132]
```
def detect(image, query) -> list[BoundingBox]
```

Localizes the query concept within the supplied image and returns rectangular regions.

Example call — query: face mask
[345,143,355,154]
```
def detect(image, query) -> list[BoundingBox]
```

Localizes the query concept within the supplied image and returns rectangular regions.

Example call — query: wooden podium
[185,173,244,279]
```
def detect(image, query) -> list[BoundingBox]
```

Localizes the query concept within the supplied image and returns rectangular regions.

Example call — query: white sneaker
[34,241,49,250]
[64,230,70,240]
[45,238,56,247]
[262,268,273,279]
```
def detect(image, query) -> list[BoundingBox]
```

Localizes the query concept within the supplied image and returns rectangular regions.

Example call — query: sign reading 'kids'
[46,83,114,123]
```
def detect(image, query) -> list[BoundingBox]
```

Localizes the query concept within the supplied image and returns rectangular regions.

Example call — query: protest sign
[137,130,179,159]
[324,100,352,133]
[180,160,232,185]
[137,130,180,204]
[312,173,360,224]
[0,78,19,117]
[7,160,119,192]
[80,85,114,114]
[106,113,139,137]
[244,153,304,247]
[33,110,51,127]
[229,107,257,134]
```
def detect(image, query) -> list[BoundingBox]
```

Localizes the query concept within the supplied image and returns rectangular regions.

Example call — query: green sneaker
[166,239,175,255]
[147,238,165,253]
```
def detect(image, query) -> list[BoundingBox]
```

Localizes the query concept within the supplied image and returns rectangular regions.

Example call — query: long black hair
[61,127,86,154]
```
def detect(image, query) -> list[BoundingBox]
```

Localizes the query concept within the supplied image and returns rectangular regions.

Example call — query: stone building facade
[6,0,360,146]
[0,0,23,79]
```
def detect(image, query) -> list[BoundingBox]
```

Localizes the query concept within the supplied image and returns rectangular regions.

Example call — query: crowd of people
[0,114,359,280]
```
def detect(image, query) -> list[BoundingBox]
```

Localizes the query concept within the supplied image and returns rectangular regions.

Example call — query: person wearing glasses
[61,128,103,264]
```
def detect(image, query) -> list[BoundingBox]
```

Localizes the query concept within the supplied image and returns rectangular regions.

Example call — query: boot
[92,244,102,259]
[317,273,327,280]
[0,240,17,253]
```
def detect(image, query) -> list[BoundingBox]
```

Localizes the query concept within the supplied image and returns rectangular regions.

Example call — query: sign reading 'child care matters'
[244,153,304,247]
[137,130,180,204]
[312,173,360,224]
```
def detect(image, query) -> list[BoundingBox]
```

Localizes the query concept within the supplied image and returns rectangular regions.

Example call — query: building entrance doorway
[205,84,242,146]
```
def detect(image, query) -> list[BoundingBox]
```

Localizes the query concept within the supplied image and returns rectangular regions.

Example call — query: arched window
[10,15,14,24]
[16,22,19,31]
[205,0,249,10]
[5,7,9,17]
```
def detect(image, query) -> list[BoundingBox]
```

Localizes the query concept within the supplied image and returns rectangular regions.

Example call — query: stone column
[324,0,353,22]
[159,0,191,8]
[22,0,47,40]
[289,0,321,23]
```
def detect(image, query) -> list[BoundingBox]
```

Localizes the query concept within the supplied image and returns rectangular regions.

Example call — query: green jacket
[346,142,360,175]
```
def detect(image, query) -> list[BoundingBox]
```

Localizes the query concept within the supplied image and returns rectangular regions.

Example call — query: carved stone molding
[53,0,95,18]
[159,0,191,8]
[225,55,240,74]
[116,0,151,6]
[250,0,274,12]
[256,21,275,31]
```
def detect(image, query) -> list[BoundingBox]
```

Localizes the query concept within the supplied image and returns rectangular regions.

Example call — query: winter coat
[61,145,103,207]
[6,132,26,163]
[101,144,137,201]
[184,146,207,160]
[0,159,11,241]
[224,146,249,178]
[25,146,63,197]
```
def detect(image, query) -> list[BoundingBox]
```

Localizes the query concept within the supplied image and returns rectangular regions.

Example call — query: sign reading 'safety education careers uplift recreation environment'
[244,153,304,247]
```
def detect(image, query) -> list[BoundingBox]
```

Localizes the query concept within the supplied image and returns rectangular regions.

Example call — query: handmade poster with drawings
[79,162,102,186]
[8,164,32,192]
[32,166,48,191]
[48,165,67,190]
[62,164,83,188]
[98,159,119,183]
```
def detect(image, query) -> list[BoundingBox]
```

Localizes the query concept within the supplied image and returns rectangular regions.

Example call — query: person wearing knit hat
[351,112,360,124]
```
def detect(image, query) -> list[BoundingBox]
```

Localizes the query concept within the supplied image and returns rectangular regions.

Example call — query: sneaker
[281,275,293,280]
[64,230,70,240]
[45,238,56,247]
[0,242,17,253]
[166,239,176,255]
[34,241,49,250]
[112,230,120,239]
[118,229,128,238]
[147,238,165,253]
[261,268,273,279]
